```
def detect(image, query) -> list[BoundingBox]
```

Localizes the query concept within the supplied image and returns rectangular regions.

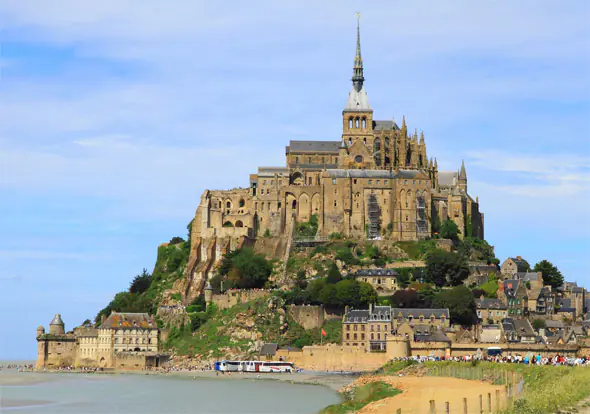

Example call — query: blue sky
[1,1,589,359]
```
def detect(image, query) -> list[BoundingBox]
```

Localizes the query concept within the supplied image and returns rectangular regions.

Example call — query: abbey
[185,19,483,300]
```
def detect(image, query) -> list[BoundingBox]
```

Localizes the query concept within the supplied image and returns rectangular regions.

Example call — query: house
[414,330,451,344]
[498,280,528,316]
[342,305,392,352]
[544,319,565,336]
[350,268,399,295]
[392,308,450,330]
[465,264,499,286]
[515,272,543,289]
[500,257,529,276]
[534,286,554,316]
[480,324,502,343]
[475,297,507,324]
[501,318,536,344]
[556,298,576,320]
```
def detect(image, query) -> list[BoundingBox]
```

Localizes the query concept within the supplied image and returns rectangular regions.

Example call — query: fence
[421,363,525,413]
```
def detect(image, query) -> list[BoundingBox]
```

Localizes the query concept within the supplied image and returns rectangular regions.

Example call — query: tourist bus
[486,347,502,357]
[243,361,263,372]
[259,361,294,373]
[214,361,242,372]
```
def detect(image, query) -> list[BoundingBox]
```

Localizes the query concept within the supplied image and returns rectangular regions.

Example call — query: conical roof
[50,313,64,325]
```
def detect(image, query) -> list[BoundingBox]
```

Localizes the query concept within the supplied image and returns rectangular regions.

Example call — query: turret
[49,313,65,335]
[458,159,467,191]
[36,325,45,338]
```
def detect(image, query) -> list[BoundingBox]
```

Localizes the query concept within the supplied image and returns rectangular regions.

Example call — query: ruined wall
[211,289,270,310]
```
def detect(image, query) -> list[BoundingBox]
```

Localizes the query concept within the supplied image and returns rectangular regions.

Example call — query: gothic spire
[459,159,467,180]
[352,12,364,92]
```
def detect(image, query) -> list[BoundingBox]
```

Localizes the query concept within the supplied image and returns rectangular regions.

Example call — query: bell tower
[342,13,374,169]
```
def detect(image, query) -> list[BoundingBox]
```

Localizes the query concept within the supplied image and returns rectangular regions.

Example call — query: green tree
[326,262,343,284]
[432,285,477,326]
[169,236,184,245]
[533,260,564,289]
[439,219,460,241]
[358,282,377,306]
[390,289,420,308]
[336,279,361,307]
[82,319,92,326]
[129,268,152,294]
[425,249,469,287]
[319,284,339,307]
[532,319,546,331]
[295,270,308,289]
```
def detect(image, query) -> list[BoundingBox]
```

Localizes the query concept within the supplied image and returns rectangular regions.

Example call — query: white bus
[259,361,294,373]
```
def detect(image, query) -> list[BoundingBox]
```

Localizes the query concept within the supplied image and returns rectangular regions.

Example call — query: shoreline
[4,368,358,392]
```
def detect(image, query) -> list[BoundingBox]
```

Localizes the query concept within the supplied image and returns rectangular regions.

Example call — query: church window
[322,157,325,163]
[295,156,299,164]
[308,177,312,185]
[354,155,363,163]
[355,117,360,128]
[239,199,245,207]
[268,202,271,209]
[404,180,407,185]
[406,215,408,221]
[278,202,281,209]
[348,138,352,145]
[362,118,367,129]
[226,201,231,208]
[349,117,353,129]
[308,157,312,163]
[334,201,337,207]
[363,137,367,144]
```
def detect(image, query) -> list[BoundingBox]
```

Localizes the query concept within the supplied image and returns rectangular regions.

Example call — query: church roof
[438,171,458,187]
[373,120,400,131]
[287,141,341,153]
[345,87,372,111]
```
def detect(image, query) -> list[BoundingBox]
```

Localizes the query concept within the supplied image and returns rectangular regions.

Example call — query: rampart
[288,305,343,330]
[211,289,270,310]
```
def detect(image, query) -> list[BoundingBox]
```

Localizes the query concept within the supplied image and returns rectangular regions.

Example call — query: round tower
[36,325,45,338]
[49,313,65,335]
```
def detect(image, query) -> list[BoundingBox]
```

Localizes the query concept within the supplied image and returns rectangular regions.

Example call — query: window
[361,325,365,331]
[370,325,374,332]
[377,333,381,340]
[334,188,337,194]
[371,333,374,340]
[354,325,358,331]
[361,333,365,340]
[308,157,312,164]
[226,201,231,208]
[368,180,372,184]
[295,156,299,164]
[346,325,350,331]
[363,137,367,144]
[346,333,350,340]
[354,155,363,163]
[406,215,409,221]
[404,180,408,185]
[354,179,357,184]
[384,180,388,184]
[308,177,312,185]
[377,325,381,332]
[349,117,353,128]
[354,333,358,340]
[335,157,338,164]
[376,180,380,185]
[332,178,337,185]
[362,118,366,128]
[322,157,325,163]
[333,201,337,207]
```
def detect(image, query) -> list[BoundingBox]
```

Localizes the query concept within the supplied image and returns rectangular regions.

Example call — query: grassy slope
[320,382,401,414]
[164,297,342,358]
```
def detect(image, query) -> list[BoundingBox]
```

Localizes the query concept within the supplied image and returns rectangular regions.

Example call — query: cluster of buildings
[36,312,168,370]
[340,255,589,355]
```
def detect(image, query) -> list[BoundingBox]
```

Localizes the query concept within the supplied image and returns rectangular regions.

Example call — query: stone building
[349,268,399,295]
[475,297,508,324]
[391,308,450,330]
[500,256,529,276]
[342,305,392,352]
[36,312,164,370]
[182,17,484,303]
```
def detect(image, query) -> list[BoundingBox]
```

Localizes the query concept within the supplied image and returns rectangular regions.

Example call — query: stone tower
[341,13,375,169]
[49,313,65,335]
[458,160,467,192]
[36,325,45,338]
[204,281,213,306]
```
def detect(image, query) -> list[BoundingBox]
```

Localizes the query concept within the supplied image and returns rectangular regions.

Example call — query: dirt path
[357,376,505,414]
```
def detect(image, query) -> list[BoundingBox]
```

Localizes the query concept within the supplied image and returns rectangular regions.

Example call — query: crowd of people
[0,363,34,371]
[391,353,590,367]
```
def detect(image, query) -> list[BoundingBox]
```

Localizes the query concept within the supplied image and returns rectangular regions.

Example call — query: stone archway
[298,193,310,222]
[311,193,321,214]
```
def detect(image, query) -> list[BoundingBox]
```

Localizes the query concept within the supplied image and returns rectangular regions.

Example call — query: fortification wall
[211,289,270,310]
[114,353,147,370]
[37,336,77,369]
[275,344,390,372]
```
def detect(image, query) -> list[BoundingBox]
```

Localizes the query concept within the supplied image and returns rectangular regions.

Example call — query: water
[0,370,341,413]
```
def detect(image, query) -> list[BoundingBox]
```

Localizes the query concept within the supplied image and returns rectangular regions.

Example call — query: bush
[169,236,184,245]
[217,248,273,289]
[440,219,460,240]
[263,228,271,238]
[329,232,343,240]
[432,285,477,326]
[425,249,469,287]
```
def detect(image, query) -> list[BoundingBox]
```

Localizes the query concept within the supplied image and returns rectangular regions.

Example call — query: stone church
[183,18,484,302]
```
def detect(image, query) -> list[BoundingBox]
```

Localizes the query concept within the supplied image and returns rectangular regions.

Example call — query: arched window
[239,199,245,207]
[295,156,299,164]
[235,220,244,227]
[226,201,231,209]
[363,137,367,144]
[292,200,297,210]
[355,117,360,128]
[348,137,352,145]
[362,117,366,129]
[349,117,353,129]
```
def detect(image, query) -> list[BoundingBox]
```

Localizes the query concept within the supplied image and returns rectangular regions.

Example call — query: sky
[0,1,589,359]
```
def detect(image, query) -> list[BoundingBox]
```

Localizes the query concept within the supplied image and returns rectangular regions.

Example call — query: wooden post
[463,397,468,414]
[445,401,450,414]
[495,389,500,412]
[488,392,492,412]
[430,399,436,414]
[479,394,483,413]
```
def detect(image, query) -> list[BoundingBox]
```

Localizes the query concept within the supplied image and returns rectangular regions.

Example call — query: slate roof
[438,172,458,187]
[260,343,278,356]
[544,320,565,329]
[352,268,398,277]
[515,272,541,282]
[393,308,450,319]
[503,280,524,298]
[476,298,507,310]
[513,319,536,337]
[295,164,339,170]
[507,258,529,273]
[344,310,370,323]
[345,87,371,111]
[558,298,572,308]
[414,331,451,343]
[50,313,64,326]
[287,141,341,153]
[373,120,400,131]
[101,312,157,330]
[368,306,392,322]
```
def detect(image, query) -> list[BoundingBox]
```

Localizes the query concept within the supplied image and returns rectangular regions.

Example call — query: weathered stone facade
[182,20,484,303]
[36,312,164,370]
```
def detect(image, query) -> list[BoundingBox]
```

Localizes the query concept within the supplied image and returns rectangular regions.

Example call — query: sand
[357,376,506,414]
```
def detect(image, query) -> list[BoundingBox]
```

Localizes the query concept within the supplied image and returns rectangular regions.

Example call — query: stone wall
[114,353,147,370]
[36,335,77,369]
[287,305,343,330]
[211,289,270,310]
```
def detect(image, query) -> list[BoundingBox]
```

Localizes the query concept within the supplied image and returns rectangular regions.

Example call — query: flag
[321,329,327,337]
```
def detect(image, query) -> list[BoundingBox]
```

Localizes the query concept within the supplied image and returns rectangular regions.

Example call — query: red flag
[321,329,327,337]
